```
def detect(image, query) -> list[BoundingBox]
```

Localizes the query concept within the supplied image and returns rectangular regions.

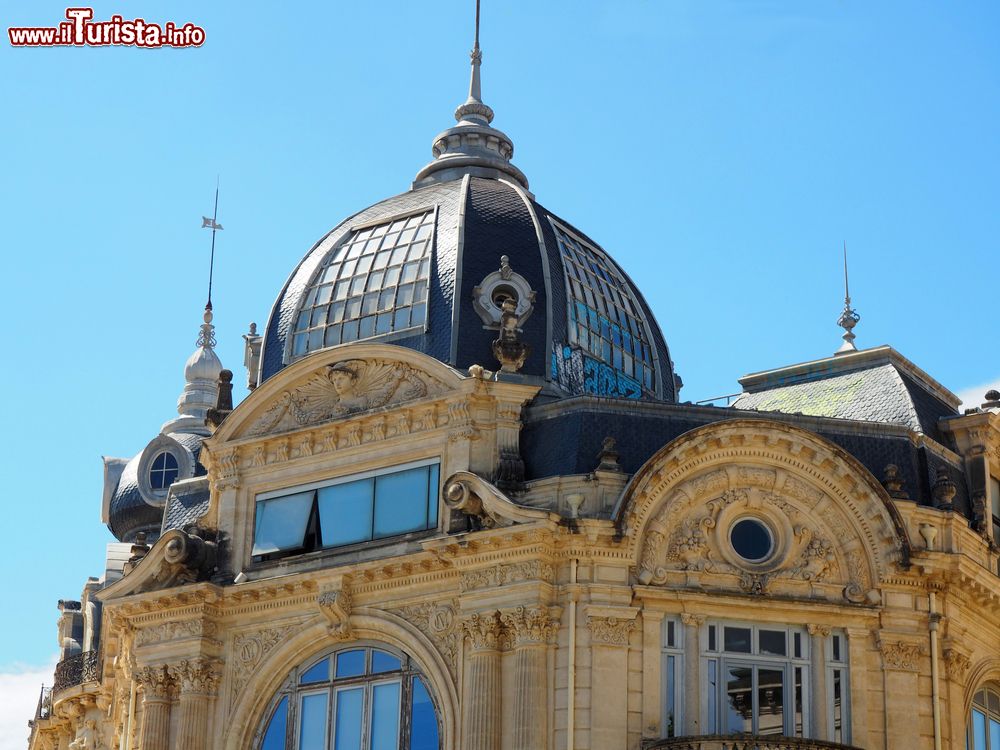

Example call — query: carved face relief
[247,358,448,437]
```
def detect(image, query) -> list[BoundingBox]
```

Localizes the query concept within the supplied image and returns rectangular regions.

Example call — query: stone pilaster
[170,658,222,750]
[680,613,705,735]
[502,606,557,750]
[587,607,638,750]
[807,625,831,740]
[134,664,173,750]
[461,612,503,750]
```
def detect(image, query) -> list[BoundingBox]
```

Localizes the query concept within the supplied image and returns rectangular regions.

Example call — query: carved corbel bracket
[443,471,555,531]
[318,580,353,642]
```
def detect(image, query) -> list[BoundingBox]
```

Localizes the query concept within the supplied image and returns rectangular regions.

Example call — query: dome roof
[258,33,677,402]
[259,177,676,402]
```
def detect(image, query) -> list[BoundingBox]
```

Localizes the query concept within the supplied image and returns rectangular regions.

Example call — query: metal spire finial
[835,241,860,355]
[198,179,223,349]
[455,0,493,125]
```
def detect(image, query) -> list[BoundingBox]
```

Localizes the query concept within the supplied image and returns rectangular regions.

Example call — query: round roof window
[729,518,773,563]
[149,451,179,491]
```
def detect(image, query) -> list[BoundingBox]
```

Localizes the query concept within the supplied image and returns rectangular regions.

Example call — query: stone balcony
[646,736,863,750]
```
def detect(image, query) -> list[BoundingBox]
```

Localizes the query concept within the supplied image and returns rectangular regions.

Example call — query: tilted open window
[252,460,440,561]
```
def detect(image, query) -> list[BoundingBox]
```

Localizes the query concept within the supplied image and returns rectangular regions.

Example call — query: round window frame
[729,516,775,564]
[136,435,195,506]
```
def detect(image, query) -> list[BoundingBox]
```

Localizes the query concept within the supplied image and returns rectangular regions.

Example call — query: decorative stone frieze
[460,560,555,591]
[135,620,218,647]
[587,616,636,646]
[877,637,925,671]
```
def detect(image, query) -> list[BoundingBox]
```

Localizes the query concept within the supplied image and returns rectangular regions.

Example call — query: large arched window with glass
[969,686,1000,750]
[257,645,440,750]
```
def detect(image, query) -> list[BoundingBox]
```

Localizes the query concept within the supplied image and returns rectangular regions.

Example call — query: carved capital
[807,624,832,638]
[501,606,557,646]
[134,664,173,701]
[679,613,706,627]
[318,584,353,642]
[169,657,222,696]
[463,611,504,652]
[943,648,971,681]
[587,615,636,646]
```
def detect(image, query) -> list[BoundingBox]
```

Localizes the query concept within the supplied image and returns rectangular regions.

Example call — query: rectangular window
[300,691,330,749]
[700,621,849,740]
[253,460,440,561]
[662,617,683,738]
[333,687,363,750]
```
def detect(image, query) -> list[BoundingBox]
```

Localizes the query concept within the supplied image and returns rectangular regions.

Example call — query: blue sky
[0,0,996,737]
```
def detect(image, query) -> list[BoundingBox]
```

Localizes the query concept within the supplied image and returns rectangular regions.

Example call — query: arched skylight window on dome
[291,211,436,359]
[551,222,656,398]
[258,646,440,750]
[149,451,179,491]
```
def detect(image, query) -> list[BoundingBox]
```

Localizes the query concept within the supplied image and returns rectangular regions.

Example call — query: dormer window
[252,460,440,561]
[149,451,179,491]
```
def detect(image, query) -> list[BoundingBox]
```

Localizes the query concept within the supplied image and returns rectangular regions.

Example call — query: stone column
[808,625,830,741]
[502,606,556,750]
[845,627,872,749]
[462,612,503,750]
[680,613,705,735]
[171,658,222,750]
[135,665,173,750]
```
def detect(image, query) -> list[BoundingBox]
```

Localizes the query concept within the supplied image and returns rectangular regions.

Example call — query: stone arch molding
[225,608,459,750]
[616,419,910,603]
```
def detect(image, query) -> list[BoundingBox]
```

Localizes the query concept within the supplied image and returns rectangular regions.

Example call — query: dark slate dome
[259,42,677,403]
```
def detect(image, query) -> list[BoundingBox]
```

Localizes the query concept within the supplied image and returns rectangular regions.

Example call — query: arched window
[149,451,179,491]
[969,686,1000,750]
[258,645,440,750]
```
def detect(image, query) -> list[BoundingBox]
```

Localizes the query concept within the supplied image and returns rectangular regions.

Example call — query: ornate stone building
[27,22,1000,750]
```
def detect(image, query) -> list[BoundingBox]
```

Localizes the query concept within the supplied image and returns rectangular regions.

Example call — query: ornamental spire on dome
[160,190,226,435]
[413,0,529,189]
[835,242,861,355]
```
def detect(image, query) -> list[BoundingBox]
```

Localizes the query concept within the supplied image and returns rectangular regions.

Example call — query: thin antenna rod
[207,177,220,310]
[474,0,481,50]
[843,240,850,303]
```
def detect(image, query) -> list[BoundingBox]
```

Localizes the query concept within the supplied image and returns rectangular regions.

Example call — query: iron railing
[52,651,100,693]
[645,736,863,750]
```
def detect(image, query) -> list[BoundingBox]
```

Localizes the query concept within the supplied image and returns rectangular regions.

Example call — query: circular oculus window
[729,517,774,563]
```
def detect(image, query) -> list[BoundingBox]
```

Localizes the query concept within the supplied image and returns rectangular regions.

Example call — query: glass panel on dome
[291,210,436,358]
[552,221,656,398]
